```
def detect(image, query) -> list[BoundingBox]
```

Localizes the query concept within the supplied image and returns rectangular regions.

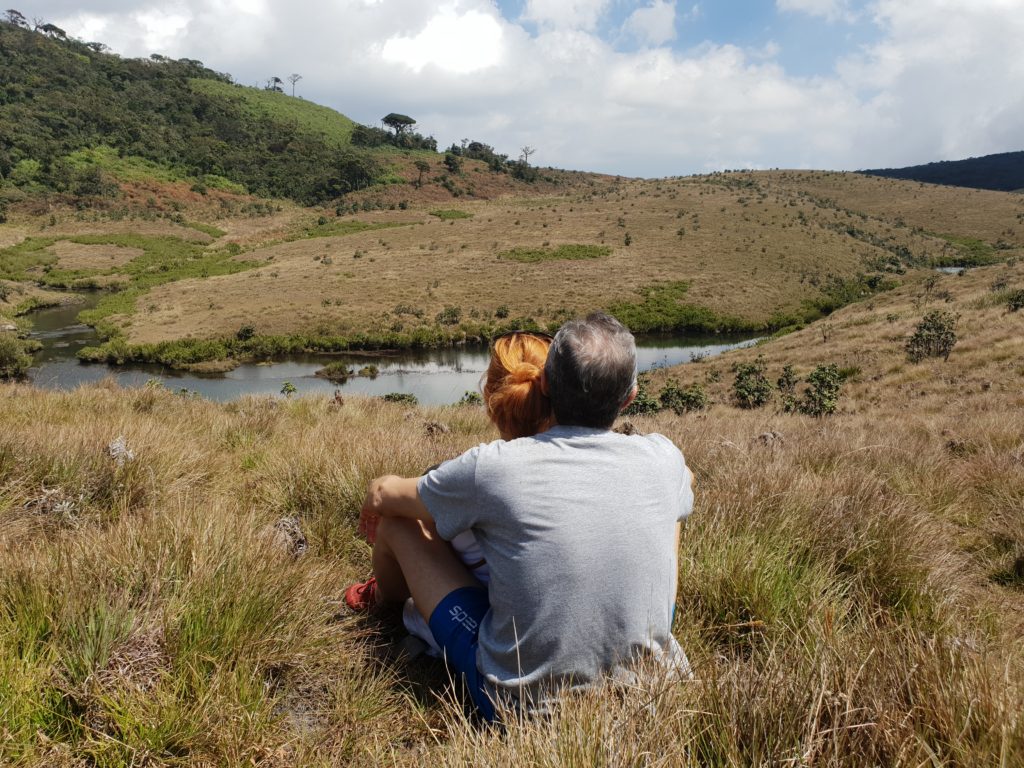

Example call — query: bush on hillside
[1006,289,1024,312]
[797,363,842,417]
[777,364,799,413]
[622,374,660,416]
[906,310,958,362]
[659,380,709,414]
[731,356,774,409]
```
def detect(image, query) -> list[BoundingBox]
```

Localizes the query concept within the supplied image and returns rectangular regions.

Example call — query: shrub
[458,390,483,406]
[435,305,462,325]
[797,363,842,417]
[357,365,379,379]
[1007,289,1024,312]
[731,356,774,409]
[495,305,510,319]
[658,380,709,414]
[382,392,418,406]
[0,333,32,379]
[429,209,472,220]
[280,381,297,397]
[236,324,256,341]
[777,364,799,413]
[443,153,462,174]
[622,374,660,416]
[499,244,611,263]
[906,310,958,362]
[316,362,352,383]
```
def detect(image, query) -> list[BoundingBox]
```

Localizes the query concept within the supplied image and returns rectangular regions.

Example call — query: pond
[26,297,760,405]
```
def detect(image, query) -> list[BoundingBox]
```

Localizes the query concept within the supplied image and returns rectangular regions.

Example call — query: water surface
[27,298,759,405]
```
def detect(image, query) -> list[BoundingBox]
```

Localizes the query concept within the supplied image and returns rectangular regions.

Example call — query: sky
[22,0,1024,177]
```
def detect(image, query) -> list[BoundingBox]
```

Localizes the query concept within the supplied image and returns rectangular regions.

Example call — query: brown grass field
[4,169,1022,355]
[120,171,1024,345]
[1,231,1022,764]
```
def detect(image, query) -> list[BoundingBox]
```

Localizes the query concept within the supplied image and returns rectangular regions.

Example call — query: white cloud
[776,0,855,23]
[623,1,677,47]
[29,0,1024,176]
[522,0,611,30]
[837,0,1024,165]
[381,7,505,73]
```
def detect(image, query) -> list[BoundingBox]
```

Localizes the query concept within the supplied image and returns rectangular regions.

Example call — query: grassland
[1,253,1021,765]
[188,79,358,149]
[104,172,1024,349]
[3,170,1022,371]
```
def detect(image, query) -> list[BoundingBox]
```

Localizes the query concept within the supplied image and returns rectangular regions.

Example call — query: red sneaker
[344,577,379,612]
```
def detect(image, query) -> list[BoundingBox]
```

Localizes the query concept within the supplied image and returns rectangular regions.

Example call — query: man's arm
[359,475,433,543]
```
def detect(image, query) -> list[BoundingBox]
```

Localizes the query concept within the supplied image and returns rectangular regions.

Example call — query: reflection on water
[27,298,760,406]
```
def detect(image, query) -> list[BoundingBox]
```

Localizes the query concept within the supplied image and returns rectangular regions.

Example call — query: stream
[26,296,760,405]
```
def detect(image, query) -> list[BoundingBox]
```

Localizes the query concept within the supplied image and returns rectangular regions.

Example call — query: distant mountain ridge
[860,151,1024,193]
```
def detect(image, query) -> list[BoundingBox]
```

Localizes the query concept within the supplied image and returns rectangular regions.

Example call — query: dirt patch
[49,240,144,271]
[0,226,27,249]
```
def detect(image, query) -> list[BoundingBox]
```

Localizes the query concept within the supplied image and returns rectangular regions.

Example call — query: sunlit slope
[116,171,1024,345]
[189,79,358,149]
[766,170,1024,251]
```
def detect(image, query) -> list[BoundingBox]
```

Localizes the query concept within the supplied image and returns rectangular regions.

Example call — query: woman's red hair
[483,333,554,439]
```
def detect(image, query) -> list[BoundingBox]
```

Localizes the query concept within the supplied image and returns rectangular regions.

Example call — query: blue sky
[28,0,1024,177]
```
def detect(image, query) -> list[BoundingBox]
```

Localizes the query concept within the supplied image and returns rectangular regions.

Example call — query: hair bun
[507,361,540,386]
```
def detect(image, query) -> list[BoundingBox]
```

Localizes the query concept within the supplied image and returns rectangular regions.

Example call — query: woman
[345,330,554,649]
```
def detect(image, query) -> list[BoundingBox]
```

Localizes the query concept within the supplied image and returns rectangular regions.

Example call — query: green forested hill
[0,21,392,204]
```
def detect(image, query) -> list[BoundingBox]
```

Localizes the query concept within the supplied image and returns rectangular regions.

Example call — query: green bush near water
[608,282,750,334]
[0,333,32,379]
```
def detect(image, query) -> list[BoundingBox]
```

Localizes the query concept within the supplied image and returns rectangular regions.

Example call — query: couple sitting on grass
[346,312,694,721]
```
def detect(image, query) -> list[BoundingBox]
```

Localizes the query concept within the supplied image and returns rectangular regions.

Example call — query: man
[350,312,694,719]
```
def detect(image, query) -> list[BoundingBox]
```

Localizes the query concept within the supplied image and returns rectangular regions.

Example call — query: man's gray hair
[544,312,637,429]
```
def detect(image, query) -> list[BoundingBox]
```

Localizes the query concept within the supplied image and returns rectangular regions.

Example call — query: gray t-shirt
[418,425,693,700]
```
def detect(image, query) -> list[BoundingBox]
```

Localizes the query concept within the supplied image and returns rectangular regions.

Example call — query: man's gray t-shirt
[418,425,693,699]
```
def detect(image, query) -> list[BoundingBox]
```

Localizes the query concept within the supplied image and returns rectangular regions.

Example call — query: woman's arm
[358,475,433,542]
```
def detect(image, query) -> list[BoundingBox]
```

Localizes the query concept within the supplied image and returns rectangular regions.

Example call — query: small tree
[413,159,431,188]
[520,146,536,165]
[287,73,302,96]
[280,381,297,397]
[797,364,841,417]
[731,356,774,409]
[5,9,28,27]
[444,153,462,174]
[906,310,958,362]
[265,76,284,92]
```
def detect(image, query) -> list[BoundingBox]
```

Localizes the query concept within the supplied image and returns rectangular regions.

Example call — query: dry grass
[88,171,1020,346]
[48,241,144,271]
[2,252,1023,764]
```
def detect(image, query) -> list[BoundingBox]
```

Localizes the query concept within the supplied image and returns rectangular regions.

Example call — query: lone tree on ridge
[287,73,302,96]
[382,113,416,142]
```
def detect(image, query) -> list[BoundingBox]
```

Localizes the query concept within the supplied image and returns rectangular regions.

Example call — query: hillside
[2,169,1023,376]
[1,255,1021,765]
[0,20,435,206]
[861,150,1024,192]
